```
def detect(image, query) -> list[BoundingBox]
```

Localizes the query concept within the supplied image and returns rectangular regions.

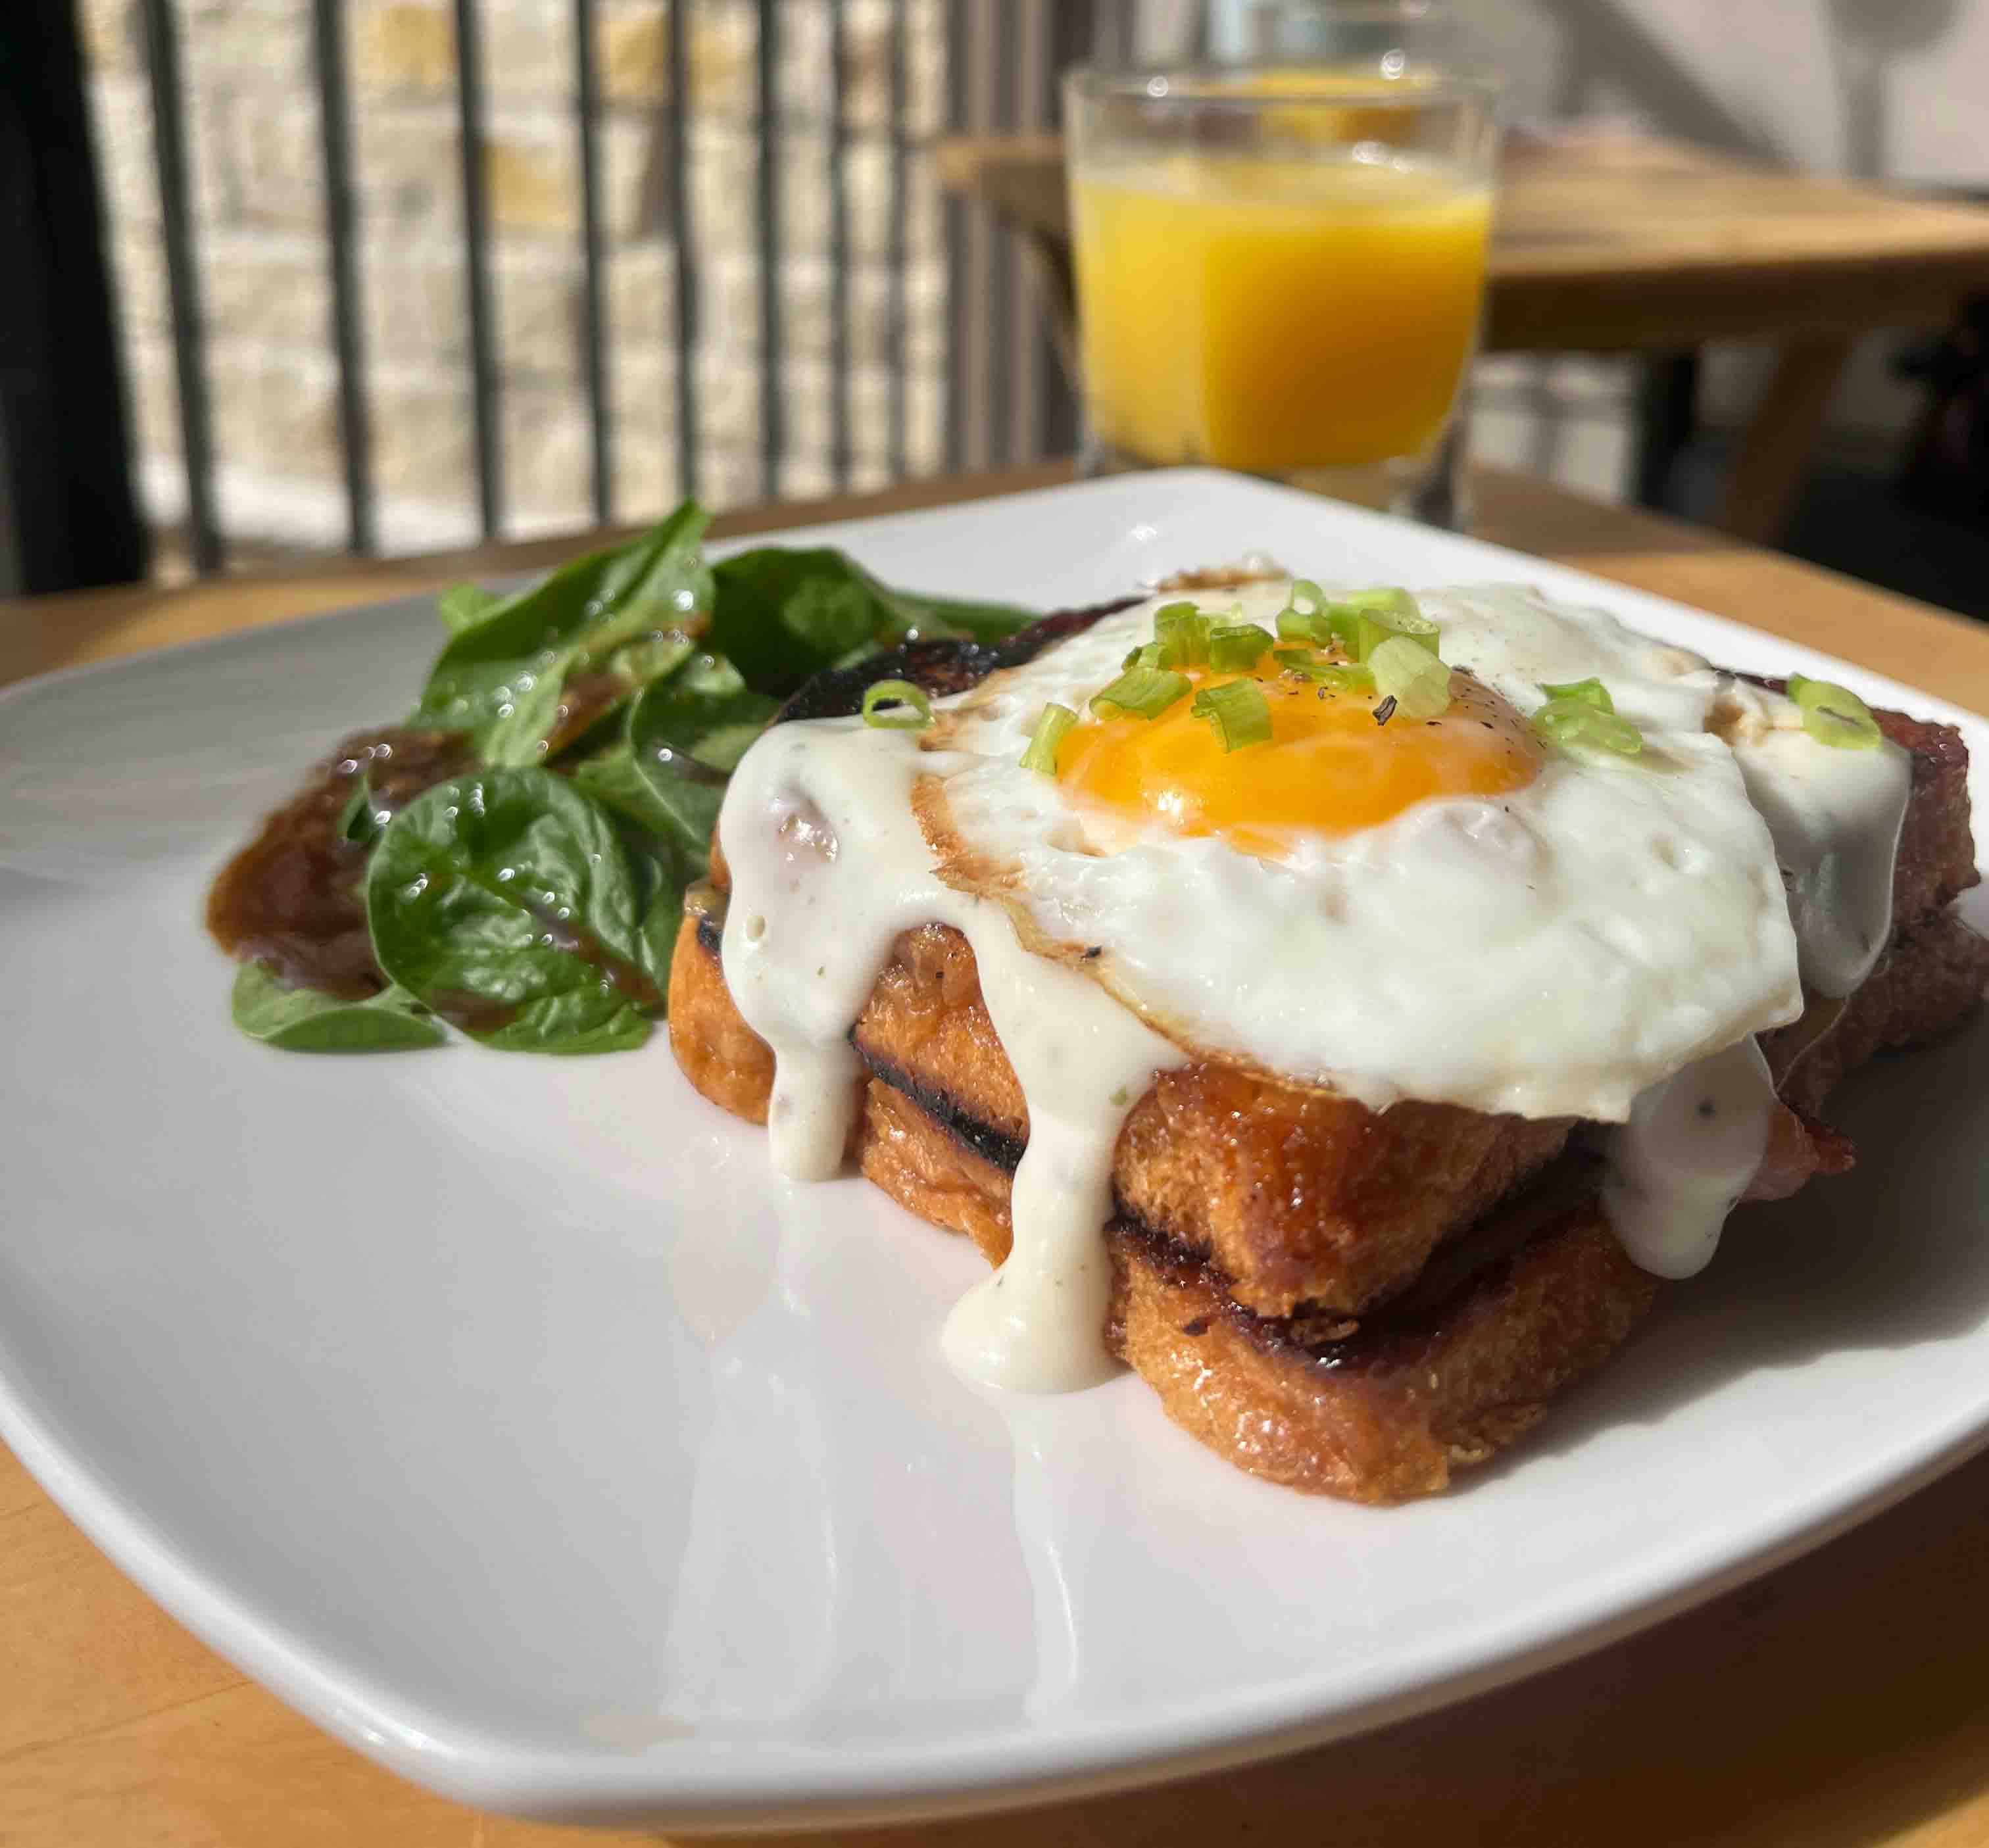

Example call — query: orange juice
[1071,153,1492,474]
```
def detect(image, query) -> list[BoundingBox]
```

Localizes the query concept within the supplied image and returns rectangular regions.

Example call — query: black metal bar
[667,0,697,497]
[574,0,612,523]
[887,0,907,479]
[827,0,850,491]
[454,0,503,536]
[1633,350,1700,512]
[1098,0,1131,66]
[0,0,149,592]
[312,0,376,554]
[1041,0,1089,456]
[987,0,1014,466]
[140,0,222,571]
[943,0,968,475]
[756,0,782,499]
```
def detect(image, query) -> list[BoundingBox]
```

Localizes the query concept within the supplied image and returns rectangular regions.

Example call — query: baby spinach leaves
[231,962,445,1052]
[412,502,713,764]
[435,583,501,635]
[221,500,1040,1054]
[367,769,664,1054]
[627,656,780,856]
[708,547,1035,695]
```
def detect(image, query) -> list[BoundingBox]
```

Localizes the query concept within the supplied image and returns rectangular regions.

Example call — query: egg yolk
[1056,648,1542,859]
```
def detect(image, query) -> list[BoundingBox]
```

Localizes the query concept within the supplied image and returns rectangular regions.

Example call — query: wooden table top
[7,464,1989,1847]
[937,132,1989,351]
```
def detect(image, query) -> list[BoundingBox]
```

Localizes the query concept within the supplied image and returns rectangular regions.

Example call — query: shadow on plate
[1517,1006,1989,1470]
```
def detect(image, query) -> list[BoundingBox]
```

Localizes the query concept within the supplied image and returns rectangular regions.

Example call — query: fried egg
[925,580,1805,1121]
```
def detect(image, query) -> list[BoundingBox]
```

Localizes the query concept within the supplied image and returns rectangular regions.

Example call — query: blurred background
[5,0,1988,600]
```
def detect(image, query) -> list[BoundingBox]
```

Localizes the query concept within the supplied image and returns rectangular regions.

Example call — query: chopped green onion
[1208,623,1274,671]
[1335,586,1419,614]
[1368,636,1452,719]
[1122,641,1166,670]
[1153,603,1210,668]
[1191,679,1273,752]
[1786,673,1882,750]
[1533,696,1642,756]
[1275,577,1330,643]
[1019,702,1078,774]
[1274,648,1375,692]
[1540,677,1613,712]
[861,678,933,729]
[1092,664,1191,721]
[1331,587,1441,663]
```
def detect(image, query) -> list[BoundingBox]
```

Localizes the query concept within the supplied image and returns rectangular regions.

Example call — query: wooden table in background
[7,464,1989,1848]
[937,134,1989,545]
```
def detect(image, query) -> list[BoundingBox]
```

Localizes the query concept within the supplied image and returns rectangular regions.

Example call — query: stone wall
[80,0,954,553]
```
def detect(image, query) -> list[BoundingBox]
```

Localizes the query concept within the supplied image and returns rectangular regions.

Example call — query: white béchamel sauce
[718,717,1185,1393]
[1717,679,1911,998]
[1601,1038,1780,1278]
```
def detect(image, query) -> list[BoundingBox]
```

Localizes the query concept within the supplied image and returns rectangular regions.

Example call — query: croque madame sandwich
[668,570,1988,1503]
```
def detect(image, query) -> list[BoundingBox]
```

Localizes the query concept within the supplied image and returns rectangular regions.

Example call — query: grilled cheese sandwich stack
[670,574,1987,1502]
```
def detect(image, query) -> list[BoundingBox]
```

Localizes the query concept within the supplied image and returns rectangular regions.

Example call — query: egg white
[918,580,1807,1122]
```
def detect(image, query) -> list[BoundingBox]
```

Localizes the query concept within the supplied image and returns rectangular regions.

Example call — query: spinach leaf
[708,547,1035,696]
[231,962,445,1052]
[335,776,379,846]
[560,658,776,997]
[626,656,779,855]
[565,741,706,986]
[437,583,501,635]
[366,768,664,1053]
[567,741,687,842]
[411,504,714,764]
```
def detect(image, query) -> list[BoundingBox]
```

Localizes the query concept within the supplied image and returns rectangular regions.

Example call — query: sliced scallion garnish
[1368,636,1452,719]
[1533,696,1642,756]
[1786,673,1882,750]
[1153,604,1210,668]
[861,678,933,730]
[1092,664,1191,721]
[1540,677,1613,712]
[1208,623,1273,672]
[1019,702,1078,774]
[1333,587,1441,663]
[1276,577,1330,643]
[1191,679,1273,752]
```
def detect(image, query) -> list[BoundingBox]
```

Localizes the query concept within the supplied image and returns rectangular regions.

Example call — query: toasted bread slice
[683,666,1978,1319]
[670,911,1987,1499]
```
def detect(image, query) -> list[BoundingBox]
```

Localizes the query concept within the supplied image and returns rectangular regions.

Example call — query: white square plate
[4,470,1988,1830]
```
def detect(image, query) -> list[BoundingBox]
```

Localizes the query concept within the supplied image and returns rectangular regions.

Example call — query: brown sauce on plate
[206,727,474,998]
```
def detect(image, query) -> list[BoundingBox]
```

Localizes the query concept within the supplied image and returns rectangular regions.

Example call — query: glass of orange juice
[1064,48,1500,527]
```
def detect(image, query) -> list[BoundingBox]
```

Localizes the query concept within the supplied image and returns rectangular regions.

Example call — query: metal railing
[122,0,1130,575]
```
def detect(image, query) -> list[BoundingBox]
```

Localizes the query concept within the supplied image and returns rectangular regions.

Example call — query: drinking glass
[1064,43,1500,527]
